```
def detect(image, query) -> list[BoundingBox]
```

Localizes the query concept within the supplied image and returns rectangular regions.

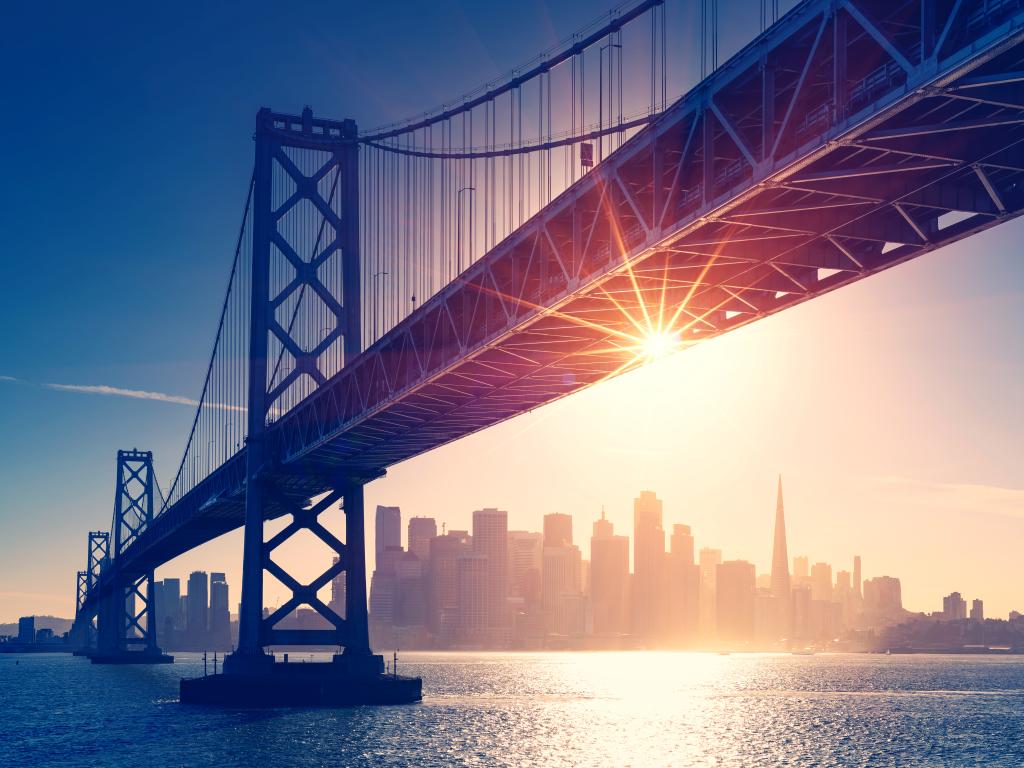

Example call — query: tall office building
[473,508,509,640]
[792,555,810,586]
[209,572,231,649]
[769,477,791,639]
[407,517,437,562]
[770,476,791,599]
[375,505,401,561]
[18,616,34,643]
[370,545,404,626]
[810,562,833,602]
[699,547,722,638]
[716,560,756,644]
[508,530,543,602]
[543,513,573,548]
[329,555,346,619]
[542,541,583,637]
[863,576,903,621]
[162,577,181,632]
[942,591,967,621]
[970,599,984,622]
[853,555,862,597]
[427,529,471,641]
[456,554,488,644]
[186,571,208,649]
[633,491,666,641]
[667,523,699,645]
[590,511,630,638]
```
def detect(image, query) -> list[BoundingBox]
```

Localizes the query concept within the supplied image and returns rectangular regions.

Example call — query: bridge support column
[194,107,419,704]
[92,450,172,664]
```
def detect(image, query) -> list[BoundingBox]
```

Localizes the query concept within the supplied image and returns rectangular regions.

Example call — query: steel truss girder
[272,0,1024,477]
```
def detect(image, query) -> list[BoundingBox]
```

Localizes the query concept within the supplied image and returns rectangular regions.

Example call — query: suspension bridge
[69,0,1024,703]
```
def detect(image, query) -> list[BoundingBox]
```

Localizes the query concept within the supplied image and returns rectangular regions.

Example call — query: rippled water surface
[2,652,1023,766]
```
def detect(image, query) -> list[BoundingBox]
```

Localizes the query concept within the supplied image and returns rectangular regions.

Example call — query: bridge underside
[86,0,1024,605]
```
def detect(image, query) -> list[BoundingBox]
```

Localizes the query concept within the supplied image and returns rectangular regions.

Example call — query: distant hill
[0,615,73,637]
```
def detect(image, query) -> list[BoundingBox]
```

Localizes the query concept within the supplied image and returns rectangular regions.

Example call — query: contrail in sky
[1,376,244,412]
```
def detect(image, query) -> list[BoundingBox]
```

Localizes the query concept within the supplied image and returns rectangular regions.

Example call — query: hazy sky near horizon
[1,0,1022,623]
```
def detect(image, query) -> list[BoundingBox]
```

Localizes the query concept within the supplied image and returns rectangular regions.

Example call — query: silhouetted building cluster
[364,479,922,650]
[153,571,233,651]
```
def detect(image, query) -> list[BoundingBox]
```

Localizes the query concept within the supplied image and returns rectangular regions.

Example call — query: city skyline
[356,481,1013,651]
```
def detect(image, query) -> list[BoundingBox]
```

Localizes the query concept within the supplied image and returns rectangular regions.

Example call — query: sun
[639,329,680,362]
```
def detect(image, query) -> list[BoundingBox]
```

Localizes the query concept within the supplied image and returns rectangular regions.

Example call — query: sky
[1,0,1022,623]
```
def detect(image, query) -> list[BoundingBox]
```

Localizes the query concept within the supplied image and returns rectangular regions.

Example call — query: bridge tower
[92,450,172,664]
[69,570,95,654]
[199,107,418,703]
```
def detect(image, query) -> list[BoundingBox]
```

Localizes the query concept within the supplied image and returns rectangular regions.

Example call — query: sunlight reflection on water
[3,651,1024,767]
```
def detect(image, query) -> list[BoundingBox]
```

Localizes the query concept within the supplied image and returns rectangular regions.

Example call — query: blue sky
[1,0,1023,621]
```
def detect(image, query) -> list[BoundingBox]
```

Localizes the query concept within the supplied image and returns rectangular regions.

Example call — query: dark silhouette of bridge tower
[90,451,171,664]
[224,109,380,679]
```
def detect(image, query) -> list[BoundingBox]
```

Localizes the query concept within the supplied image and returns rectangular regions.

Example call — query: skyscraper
[329,555,347,620]
[507,530,543,602]
[699,547,722,638]
[716,560,756,644]
[942,591,967,621]
[428,529,471,642]
[209,572,231,649]
[375,505,401,561]
[667,523,699,645]
[186,571,208,649]
[590,510,629,638]
[793,555,810,586]
[407,517,437,562]
[633,491,666,642]
[769,476,791,640]
[770,476,791,599]
[472,508,509,641]
[863,576,903,621]
[543,513,573,548]
[970,599,984,622]
[853,555,862,598]
[810,562,833,602]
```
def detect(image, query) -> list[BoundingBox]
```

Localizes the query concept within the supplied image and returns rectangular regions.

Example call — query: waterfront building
[209,572,231,649]
[186,571,208,648]
[810,562,833,602]
[428,529,471,641]
[792,555,810,586]
[970,599,984,622]
[543,513,573,548]
[769,477,791,639]
[590,511,630,639]
[698,547,722,639]
[407,517,437,562]
[942,591,967,621]
[375,505,401,561]
[716,560,756,644]
[472,508,509,642]
[329,555,346,619]
[862,576,903,625]
[633,491,666,641]
[508,530,543,603]
[667,523,699,645]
